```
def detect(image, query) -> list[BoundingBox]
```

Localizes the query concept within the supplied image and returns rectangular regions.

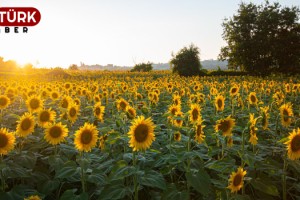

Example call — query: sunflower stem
[282,155,287,200]
[0,156,5,192]
[133,151,138,200]
[275,114,280,135]
[80,152,86,193]
[187,129,192,198]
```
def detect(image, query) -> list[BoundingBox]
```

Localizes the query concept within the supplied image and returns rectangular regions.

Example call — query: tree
[219,1,300,73]
[170,44,202,76]
[69,64,79,70]
[131,62,153,72]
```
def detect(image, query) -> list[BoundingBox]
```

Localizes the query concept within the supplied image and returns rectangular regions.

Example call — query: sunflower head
[26,95,44,113]
[126,106,136,120]
[24,195,42,200]
[116,98,129,111]
[227,167,247,193]
[74,123,99,152]
[44,122,68,145]
[128,116,155,151]
[60,95,72,109]
[248,92,258,105]
[50,91,60,101]
[16,112,35,137]
[94,102,105,122]
[285,128,300,160]
[0,128,15,155]
[174,131,181,142]
[215,94,225,112]
[195,120,205,144]
[215,116,235,137]
[173,111,184,127]
[68,103,80,123]
[230,86,239,96]
[0,95,11,109]
[260,106,269,130]
[280,103,293,127]
[189,104,202,123]
[38,108,56,128]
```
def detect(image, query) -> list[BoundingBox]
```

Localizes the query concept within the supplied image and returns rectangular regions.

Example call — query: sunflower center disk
[283,109,289,122]
[69,108,77,117]
[134,124,149,142]
[0,134,8,148]
[40,112,50,122]
[250,95,256,103]
[192,109,199,121]
[95,107,100,115]
[50,126,62,138]
[233,174,242,187]
[62,100,68,108]
[219,121,230,133]
[196,125,202,136]
[120,102,127,109]
[0,98,7,106]
[30,99,40,109]
[21,118,32,131]
[217,99,223,108]
[81,130,93,144]
[291,135,300,152]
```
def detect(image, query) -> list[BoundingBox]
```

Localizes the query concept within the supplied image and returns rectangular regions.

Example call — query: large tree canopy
[219,1,300,73]
[170,44,202,76]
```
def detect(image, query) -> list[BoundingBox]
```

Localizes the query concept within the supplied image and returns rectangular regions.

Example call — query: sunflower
[173,111,184,127]
[173,95,181,106]
[37,108,56,127]
[50,91,60,101]
[24,195,42,200]
[116,98,129,111]
[227,136,233,147]
[93,102,105,122]
[285,128,300,160]
[189,104,202,123]
[168,104,181,117]
[0,128,15,155]
[99,134,108,150]
[126,105,136,120]
[74,123,99,152]
[248,92,258,105]
[67,103,80,123]
[128,116,155,151]
[0,95,11,109]
[227,167,247,193]
[26,95,44,113]
[174,131,181,141]
[280,103,293,127]
[60,95,72,109]
[230,86,239,96]
[260,106,269,130]
[249,129,258,145]
[44,122,68,145]
[195,120,205,144]
[215,94,225,112]
[16,112,35,137]
[215,116,235,137]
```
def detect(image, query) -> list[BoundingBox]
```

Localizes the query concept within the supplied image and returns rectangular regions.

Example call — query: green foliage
[219,1,300,73]
[170,44,202,76]
[0,57,18,72]
[131,62,153,72]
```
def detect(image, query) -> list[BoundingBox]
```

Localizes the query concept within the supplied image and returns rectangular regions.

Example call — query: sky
[0,0,299,68]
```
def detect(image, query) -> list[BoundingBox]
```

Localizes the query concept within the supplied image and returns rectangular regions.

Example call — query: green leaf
[60,189,88,200]
[55,161,79,179]
[251,179,279,196]
[185,168,211,196]
[162,184,189,200]
[100,185,128,200]
[140,170,166,190]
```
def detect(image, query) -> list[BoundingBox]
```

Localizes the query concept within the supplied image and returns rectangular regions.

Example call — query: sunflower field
[0,71,300,200]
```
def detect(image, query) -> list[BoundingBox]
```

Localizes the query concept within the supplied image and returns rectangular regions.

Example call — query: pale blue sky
[0,0,299,68]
